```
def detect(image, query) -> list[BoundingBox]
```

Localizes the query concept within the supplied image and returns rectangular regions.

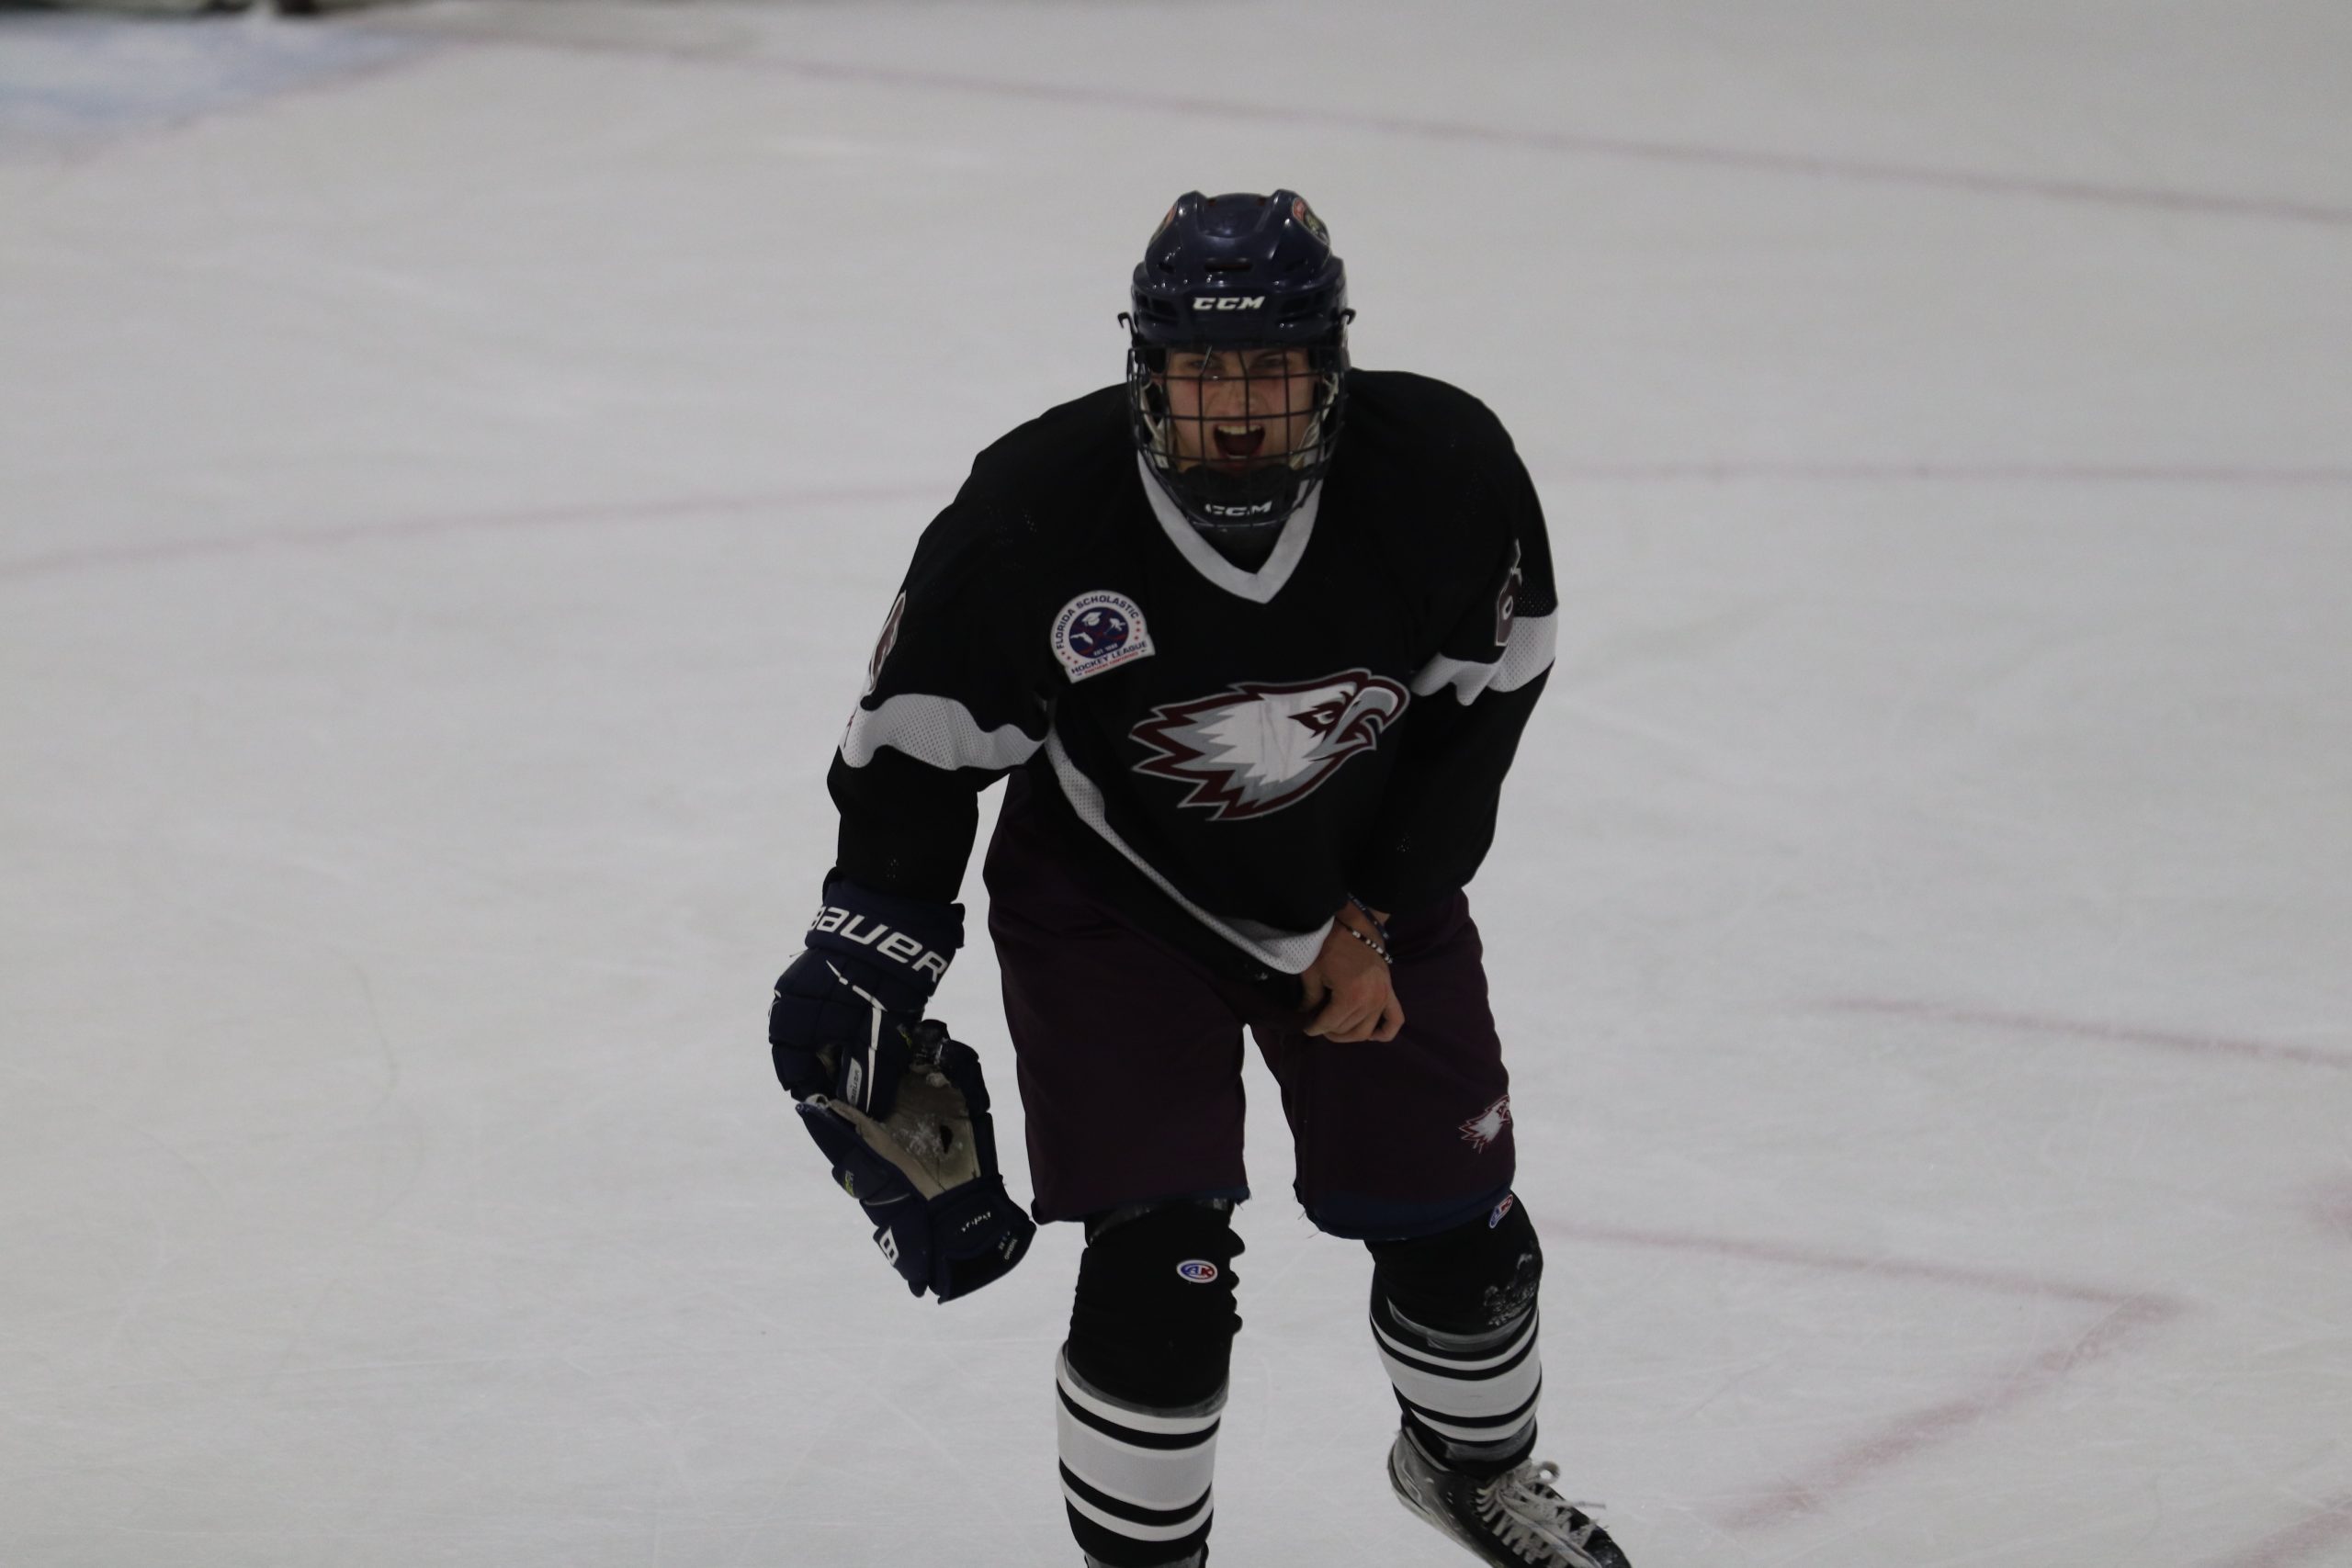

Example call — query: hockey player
[770,190,1631,1568]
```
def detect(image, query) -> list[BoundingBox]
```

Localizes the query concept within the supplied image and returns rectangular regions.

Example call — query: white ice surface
[3,3,2349,1564]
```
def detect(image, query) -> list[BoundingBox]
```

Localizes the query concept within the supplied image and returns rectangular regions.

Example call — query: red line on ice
[384,20,2352,230]
[1716,1296,2180,1529]
[2303,1178,2352,1244]
[1552,1220,2139,1306]
[1544,459,2352,487]
[11,457,2349,584]
[1821,998,2352,1070]
[2201,1495,2352,1568]
[1546,1221,2185,1531]
[0,484,944,582]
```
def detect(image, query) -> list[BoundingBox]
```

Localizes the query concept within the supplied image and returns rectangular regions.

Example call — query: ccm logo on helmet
[1192,296,1265,311]
[808,906,952,983]
[1203,500,1275,517]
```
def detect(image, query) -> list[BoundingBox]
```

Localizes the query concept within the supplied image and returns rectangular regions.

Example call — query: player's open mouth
[1210,423,1267,467]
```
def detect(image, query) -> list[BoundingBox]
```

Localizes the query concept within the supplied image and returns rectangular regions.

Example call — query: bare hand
[1296,904,1402,1043]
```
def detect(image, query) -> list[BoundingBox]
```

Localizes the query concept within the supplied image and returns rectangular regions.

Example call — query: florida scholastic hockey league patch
[1051,590,1154,682]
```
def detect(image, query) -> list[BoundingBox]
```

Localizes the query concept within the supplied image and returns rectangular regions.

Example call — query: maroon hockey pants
[981,784,1517,1239]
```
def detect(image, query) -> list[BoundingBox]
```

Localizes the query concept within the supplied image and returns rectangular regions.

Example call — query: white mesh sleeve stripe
[839,693,1043,772]
[1408,612,1559,705]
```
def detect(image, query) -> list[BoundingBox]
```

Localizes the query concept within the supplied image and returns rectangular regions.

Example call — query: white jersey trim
[1046,728,1330,974]
[1408,611,1559,705]
[1136,455,1322,605]
[839,693,1044,772]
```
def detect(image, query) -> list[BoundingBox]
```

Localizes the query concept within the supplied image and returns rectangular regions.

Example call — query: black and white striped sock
[1056,1345,1220,1567]
[1371,1288,1543,1473]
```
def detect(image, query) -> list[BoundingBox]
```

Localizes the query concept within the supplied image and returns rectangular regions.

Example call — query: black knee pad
[1068,1201,1243,1409]
[1366,1192,1542,1334]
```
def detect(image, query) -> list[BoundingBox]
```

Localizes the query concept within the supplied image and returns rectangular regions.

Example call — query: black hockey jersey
[828,369,1557,981]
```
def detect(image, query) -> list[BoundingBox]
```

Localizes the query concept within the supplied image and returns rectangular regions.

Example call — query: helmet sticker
[1292,197,1329,245]
[1051,590,1156,682]
[1176,1259,1220,1284]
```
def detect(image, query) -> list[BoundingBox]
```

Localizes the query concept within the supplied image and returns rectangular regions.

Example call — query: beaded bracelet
[1340,922,1393,965]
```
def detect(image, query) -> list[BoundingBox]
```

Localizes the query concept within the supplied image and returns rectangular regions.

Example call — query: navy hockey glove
[769,877,962,1119]
[797,1021,1036,1302]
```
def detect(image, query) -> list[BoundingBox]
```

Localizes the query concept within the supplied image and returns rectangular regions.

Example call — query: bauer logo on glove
[794,1020,1035,1302]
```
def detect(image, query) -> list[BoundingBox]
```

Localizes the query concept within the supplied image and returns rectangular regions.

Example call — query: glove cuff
[806,874,964,1013]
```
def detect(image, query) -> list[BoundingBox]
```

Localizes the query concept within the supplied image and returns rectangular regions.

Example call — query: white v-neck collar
[1135,455,1321,604]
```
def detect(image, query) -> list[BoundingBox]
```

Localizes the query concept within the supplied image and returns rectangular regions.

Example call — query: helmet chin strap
[1174,464,1299,536]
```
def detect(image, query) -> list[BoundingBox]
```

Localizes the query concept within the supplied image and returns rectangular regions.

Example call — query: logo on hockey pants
[1130,670,1408,819]
[1488,1194,1516,1229]
[1460,1095,1512,1153]
[1176,1260,1220,1284]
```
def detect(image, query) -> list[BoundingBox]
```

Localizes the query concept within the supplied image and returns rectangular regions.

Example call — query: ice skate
[1387,1427,1630,1568]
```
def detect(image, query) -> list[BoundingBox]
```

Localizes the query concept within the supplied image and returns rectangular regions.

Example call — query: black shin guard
[1367,1194,1544,1478]
[1058,1202,1241,1567]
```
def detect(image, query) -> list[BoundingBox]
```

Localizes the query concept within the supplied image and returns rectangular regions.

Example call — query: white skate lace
[1476,1461,1607,1563]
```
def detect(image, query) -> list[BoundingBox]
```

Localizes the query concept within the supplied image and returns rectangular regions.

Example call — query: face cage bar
[1125,338,1351,534]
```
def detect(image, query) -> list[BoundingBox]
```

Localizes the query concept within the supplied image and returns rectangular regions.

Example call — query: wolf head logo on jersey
[1130,670,1408,819]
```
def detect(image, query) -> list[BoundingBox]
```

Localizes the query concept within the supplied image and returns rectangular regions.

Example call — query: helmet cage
[1125,328,1350,536]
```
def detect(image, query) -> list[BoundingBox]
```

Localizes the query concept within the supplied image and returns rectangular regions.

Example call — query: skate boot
[1387,1427,1630,1567]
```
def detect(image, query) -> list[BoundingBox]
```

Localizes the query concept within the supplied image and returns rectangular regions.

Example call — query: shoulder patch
[1051,590,1154,682]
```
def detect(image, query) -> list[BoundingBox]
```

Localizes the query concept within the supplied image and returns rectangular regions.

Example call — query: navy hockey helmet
[1125,190,1351,536]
